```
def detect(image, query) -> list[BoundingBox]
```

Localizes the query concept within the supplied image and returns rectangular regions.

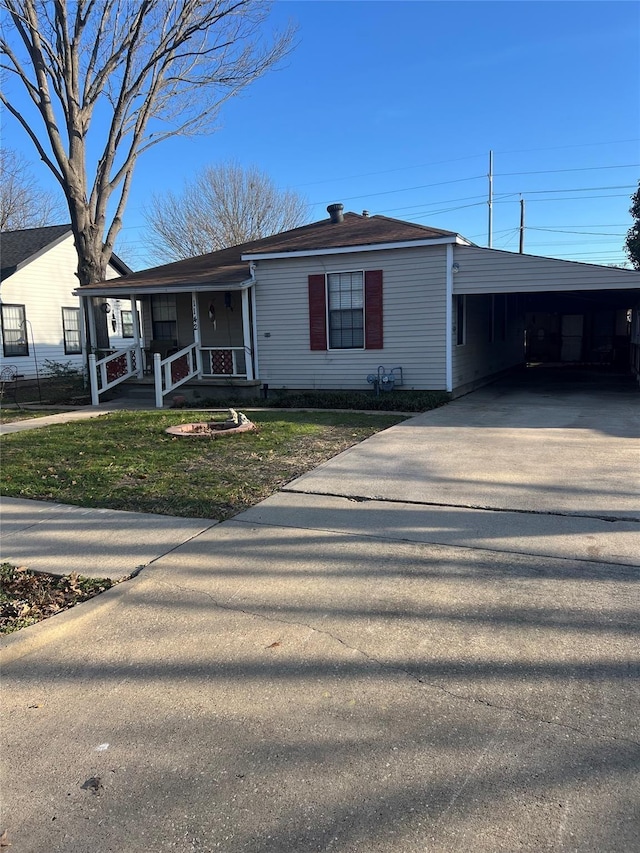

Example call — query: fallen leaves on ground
[0,563,114,633]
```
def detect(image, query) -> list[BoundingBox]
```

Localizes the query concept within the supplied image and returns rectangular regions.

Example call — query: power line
[496,163,640,177]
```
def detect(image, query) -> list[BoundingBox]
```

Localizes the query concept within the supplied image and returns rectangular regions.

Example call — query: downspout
[445,243,453,393]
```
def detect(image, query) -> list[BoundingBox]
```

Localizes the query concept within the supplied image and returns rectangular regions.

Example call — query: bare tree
[144,162,308,261]
[0,1,295,289]
[0,148,64,231]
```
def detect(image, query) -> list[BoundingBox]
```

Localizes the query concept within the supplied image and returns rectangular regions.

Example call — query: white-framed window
[327,271,364,349]
[62,307,82,354]
[454,295,466,346]
[121,310,134,338]
[151,294,177,341]
[1,304,28,357]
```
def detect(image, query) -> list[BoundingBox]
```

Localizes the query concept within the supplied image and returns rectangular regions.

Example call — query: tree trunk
[73,223,111,350]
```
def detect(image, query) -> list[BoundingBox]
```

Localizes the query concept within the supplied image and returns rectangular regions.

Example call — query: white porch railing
[153,343,199,408]
[200,346,248,378]
[89,346,142,405]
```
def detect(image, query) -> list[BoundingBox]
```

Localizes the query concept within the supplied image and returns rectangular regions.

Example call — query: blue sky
[3,1,639,269]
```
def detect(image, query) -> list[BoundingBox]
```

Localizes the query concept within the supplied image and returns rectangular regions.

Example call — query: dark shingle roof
[0,224,132,280]
[0,224,71,279]
[79,212,462,292]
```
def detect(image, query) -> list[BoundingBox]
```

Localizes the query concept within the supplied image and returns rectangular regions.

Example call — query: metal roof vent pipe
[327,203,344,223]
[362,210,369,217]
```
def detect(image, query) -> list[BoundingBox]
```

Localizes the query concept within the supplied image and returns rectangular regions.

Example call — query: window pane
[1,305,28,356]
[327,272,364,348]
[122,310,134,338]
[151,296,177,340]
[62,307,82,354]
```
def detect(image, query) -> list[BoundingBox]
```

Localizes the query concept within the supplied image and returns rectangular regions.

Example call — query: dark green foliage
[625,181,640,269]
[196,389,450,413]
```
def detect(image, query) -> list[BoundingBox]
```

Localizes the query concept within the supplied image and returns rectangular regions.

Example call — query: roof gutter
[73,278,255,298]
[242,234,471,261]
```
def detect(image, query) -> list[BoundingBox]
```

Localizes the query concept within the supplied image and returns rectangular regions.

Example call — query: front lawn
[0,409,405,520]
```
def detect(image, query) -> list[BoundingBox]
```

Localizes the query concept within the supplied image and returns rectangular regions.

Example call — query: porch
[79,281,259,408]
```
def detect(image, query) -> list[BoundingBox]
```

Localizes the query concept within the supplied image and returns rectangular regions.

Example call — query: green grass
[0,409,405,520]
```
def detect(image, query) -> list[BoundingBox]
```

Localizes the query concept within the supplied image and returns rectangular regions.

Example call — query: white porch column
[241,287,254,381]
[445,243,453,393]
[130,293,143,378]
[250,285,259,381]
[191,291,203,376]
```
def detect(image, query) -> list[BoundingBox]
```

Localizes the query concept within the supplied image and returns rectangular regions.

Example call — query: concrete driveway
[2,371,639,852]
[287,370,640,520]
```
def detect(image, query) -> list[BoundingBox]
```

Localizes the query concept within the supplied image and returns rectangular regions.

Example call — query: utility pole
[519,196,525,254]
[488,150,493,248]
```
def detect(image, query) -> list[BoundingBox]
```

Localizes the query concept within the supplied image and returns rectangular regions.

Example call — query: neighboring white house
[0,224,132,383]
[74,205,640,407]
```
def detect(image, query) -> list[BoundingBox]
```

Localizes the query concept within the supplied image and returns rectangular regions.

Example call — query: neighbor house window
[151,295,177,341]
[121,310,134,338]
[455,295,466,346]
[327,271,364,349]
[1,304,28,356]
[62,307,82,354]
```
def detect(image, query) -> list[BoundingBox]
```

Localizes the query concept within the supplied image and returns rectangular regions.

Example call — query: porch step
[113,382,156,400]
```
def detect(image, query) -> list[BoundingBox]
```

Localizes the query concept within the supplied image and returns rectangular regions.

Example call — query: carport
[450,245,640,394]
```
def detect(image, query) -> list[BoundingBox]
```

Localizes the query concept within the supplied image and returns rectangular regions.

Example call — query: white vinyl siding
[254,245,448,391]
[452,293,524,392]
[0,232,127,380]
[452,246,640,294]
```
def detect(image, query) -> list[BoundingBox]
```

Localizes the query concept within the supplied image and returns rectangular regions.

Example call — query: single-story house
[0,224,132,389]
[74,204,640,407]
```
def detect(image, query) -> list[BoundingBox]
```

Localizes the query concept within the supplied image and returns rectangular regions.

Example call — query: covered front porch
[78,281,259,408]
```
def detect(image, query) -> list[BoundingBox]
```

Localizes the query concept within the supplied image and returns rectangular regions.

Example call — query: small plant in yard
[0,563,114,633]
[41,359,88,404]
[195,389,450,413]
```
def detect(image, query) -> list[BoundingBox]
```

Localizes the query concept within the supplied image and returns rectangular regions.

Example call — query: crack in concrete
[156,578,640,750]
[280,488,640,525]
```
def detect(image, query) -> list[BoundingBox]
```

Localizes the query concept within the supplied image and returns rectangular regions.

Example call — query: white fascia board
[73,279,254,298]
[241,235,470,261]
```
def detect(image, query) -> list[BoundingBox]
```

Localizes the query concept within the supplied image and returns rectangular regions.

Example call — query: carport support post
[445,243,453,392]
[241,288,254,381]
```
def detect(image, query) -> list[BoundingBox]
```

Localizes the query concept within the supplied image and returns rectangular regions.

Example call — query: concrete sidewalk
[1,377,639,852]
[1,497,216,580]
[2,493,639,852]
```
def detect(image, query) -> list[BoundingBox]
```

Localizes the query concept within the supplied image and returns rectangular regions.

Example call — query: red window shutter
[364,269,383,349]
[308,274,327,350]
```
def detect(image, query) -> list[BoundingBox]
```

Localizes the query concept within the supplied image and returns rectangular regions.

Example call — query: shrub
[194,389,450,413]
[41,360,87,403]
